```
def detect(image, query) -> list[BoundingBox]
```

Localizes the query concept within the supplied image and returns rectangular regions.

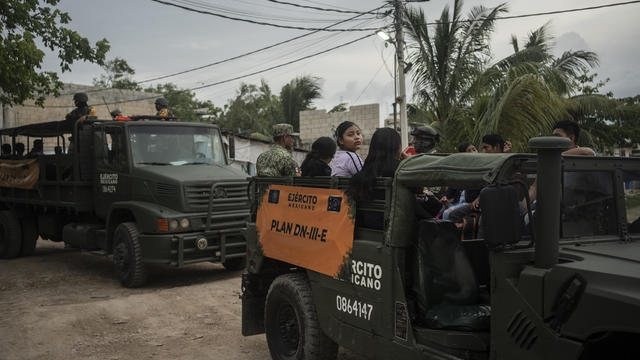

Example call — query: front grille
[156,183,178,196]
[184,181,249,211]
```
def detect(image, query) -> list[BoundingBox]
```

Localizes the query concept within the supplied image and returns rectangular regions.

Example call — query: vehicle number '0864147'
[336,295,373,320]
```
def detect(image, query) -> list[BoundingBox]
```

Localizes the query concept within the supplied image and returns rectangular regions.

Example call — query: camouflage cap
[272,123,299,137]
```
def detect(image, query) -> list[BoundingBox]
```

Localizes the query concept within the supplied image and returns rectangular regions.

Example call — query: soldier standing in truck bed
[155,98,173,119]
[256,123,299,177]
[65,92,96,123]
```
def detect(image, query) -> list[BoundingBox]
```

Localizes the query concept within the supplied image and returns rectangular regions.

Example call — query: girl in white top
[331,121,364,177]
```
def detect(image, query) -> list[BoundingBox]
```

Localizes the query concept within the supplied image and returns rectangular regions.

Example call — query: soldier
[405,125,440,155]
[65,92,96,123]
[155,98,173,118]
[256,123,299,177]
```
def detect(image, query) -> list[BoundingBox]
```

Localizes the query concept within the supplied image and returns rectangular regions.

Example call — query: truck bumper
[139,228,246,267]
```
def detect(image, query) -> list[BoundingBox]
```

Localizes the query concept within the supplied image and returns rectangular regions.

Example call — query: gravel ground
[0,240,366,360]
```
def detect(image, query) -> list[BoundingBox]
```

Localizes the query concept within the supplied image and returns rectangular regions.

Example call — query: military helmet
[411,125,440,153]
[272,123,299,138]
[410,125,439,139]
[155,97,168,107]
[73,92,89,103]
[110,109,122,117]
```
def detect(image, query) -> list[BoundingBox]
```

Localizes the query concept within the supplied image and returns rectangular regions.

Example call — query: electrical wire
[429,0,640,25]
[149,0,382,31]
[28,33,376,108]
[57,4,388,97]
[352,54,391,104]
[265,0,367,14]
[176,0,377,23]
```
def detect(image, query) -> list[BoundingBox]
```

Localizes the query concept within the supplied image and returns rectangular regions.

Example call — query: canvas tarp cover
[386,153,533,247]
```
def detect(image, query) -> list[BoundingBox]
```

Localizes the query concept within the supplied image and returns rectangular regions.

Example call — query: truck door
[94,126,132,219]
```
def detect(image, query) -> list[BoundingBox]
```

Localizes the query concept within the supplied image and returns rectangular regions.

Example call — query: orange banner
[0,159,40,189]
[256,185,354,277]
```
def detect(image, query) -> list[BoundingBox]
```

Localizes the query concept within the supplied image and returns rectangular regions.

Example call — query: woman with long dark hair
[349,127,402,202]
[300,137,337,176]
[331,121,363,177]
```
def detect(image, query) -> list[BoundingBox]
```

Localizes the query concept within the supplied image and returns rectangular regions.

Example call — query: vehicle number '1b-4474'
[336,295,373,321]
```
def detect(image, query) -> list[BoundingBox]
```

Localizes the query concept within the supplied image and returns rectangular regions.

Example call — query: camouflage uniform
[155,98,173,119]
[65,92,95,123]
[256,124,299,176]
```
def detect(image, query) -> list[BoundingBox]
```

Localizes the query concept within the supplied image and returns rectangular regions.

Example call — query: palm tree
[279,75,322,131]
[473,23,599,150]
[403,0,508,149]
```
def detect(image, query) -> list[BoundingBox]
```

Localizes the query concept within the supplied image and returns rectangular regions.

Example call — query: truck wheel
[112,222,147,288]
[222,256,246,271]
[20,217,39,256]
[0,210,22,259]
[265,273,338,360]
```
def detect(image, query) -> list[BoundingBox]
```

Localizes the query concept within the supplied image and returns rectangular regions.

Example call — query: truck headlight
[180,218,190,228]
[169,219,179,230]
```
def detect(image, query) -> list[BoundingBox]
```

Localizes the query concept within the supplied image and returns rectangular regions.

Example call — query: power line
[176,0,376,23]
[149,0,382,31]
[59,5,388,96]
[29,33,376,108]
[429,0,640,25]
[265,0,367,14]
[353,55,390,105]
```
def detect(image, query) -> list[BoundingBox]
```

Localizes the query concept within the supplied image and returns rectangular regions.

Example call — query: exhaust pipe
[528,136,571,269]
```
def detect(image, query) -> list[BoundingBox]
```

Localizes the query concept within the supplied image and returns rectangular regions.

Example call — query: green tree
[472,23,599,151]
[93,57,141,90]
[144,83,221,123]
[329,102,348,113]
[280,75,322,131]
[403,0,507,150]
[218,80,283,134]
[0,0,110,106]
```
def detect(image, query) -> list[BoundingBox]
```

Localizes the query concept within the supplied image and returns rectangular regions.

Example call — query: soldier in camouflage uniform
[65,92,96,123]
[256,123,299,176]
[155,98,173,118]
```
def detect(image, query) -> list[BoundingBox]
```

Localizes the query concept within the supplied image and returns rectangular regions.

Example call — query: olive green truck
[242,137,640,359]
[0,117,249,287]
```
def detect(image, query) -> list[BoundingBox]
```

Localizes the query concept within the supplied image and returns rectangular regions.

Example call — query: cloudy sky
[42,0,640,122]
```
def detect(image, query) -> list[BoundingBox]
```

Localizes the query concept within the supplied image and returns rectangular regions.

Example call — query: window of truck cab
[128,125,226,167]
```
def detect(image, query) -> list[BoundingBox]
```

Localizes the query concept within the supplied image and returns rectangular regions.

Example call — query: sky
[41,0,640,123]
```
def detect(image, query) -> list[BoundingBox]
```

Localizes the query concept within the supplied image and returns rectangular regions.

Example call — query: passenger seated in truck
[13,143,25,158]
[29,139,44,157]
[1,144,11,158]
[348,128,403,229]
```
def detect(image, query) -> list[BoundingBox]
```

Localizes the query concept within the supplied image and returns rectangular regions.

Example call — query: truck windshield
[129,126,225,166]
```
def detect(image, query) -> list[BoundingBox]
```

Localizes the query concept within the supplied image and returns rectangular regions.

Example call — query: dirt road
[0,240,365,360]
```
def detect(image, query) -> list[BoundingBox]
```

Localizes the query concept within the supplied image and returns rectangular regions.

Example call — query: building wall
[224,134,307,176]
[5,84,158,129]
[2,84,158,153]
[299,104,379,158]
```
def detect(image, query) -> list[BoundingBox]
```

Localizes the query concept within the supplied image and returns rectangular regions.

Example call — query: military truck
[0,117,249,287]
[241,137,640,359]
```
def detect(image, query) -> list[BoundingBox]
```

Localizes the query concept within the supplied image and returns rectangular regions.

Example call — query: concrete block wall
[299,104,379,158]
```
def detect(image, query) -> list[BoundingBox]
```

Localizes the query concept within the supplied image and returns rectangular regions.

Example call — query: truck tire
[112,222,147,288]
[265,273,338,360]
[0,210,22,259]
[222,256,246,271]
[20,217,39,256]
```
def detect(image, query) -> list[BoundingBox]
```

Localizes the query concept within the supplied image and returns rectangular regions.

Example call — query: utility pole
[393,0,409,149]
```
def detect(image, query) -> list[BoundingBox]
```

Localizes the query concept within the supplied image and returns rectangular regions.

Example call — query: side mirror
[479,185,521,248]
[228,136,235,160]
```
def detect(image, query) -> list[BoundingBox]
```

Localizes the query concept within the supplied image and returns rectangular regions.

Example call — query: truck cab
[241,138,640,359]
[0,117,250,287]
